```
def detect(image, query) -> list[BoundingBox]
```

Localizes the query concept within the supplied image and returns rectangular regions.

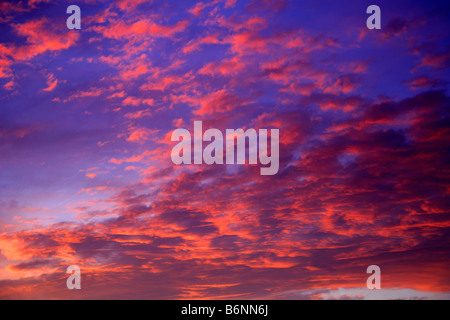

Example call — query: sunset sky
[0,0,449,299]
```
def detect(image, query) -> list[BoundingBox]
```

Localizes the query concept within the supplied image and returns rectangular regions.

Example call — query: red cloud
[94,19,189,40]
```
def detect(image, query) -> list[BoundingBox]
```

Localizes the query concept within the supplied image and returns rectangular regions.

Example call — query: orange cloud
[42,73,58,92]
[126,127,159,143]
[94,19,189,40]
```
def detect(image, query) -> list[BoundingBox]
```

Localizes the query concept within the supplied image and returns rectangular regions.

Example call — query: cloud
[12,18,79,61]
[0,0,448,300]
[126,127,159,143]
[93,19,189,40]
[42,73,58,92]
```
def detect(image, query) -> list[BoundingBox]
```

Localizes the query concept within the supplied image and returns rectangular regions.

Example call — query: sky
[0,0,449,299]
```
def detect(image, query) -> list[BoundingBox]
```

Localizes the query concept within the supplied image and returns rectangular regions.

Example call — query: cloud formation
[0,0,449,299]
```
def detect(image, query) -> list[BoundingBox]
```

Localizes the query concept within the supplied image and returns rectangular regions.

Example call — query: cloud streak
[0,0,449,299]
